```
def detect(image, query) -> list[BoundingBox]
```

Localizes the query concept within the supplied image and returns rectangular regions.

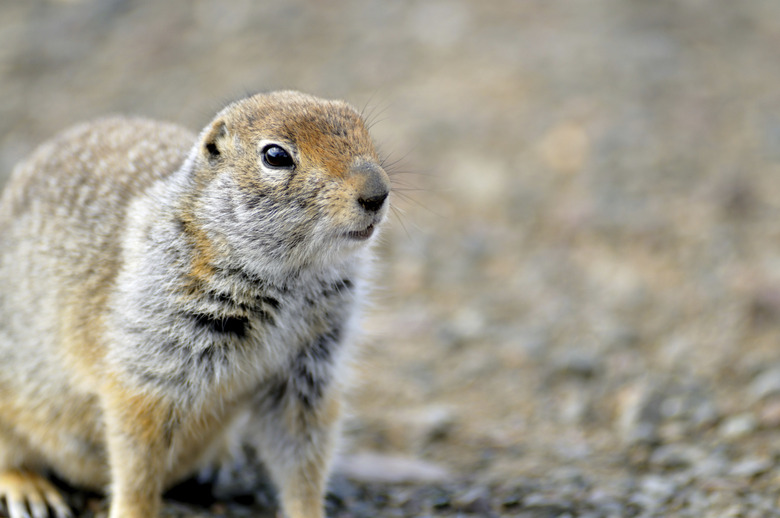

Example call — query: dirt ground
[3,1,780,516]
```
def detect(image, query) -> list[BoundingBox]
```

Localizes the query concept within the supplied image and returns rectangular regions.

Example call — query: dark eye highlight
[262,144,294,169]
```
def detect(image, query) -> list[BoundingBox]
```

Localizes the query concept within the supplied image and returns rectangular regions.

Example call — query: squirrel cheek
[323,197,355,225]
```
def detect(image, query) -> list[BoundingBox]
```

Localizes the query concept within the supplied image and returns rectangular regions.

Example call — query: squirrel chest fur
[0,91,391,518]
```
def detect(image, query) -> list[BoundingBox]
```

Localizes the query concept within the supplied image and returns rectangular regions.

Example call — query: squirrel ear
[203,120,227,160]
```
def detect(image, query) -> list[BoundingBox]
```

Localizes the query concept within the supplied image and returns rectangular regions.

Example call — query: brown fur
[0,91,390,518]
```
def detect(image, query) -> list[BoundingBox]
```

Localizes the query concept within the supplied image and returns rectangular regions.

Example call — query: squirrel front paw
[0,469,72,518]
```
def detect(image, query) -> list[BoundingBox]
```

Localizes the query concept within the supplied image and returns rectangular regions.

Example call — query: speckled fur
[0,91,390,518]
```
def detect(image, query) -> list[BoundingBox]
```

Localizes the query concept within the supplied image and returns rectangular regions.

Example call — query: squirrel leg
[251,389,343,518]
[101,382,173,518]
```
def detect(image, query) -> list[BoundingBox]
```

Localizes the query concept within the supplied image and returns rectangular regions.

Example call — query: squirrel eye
[262,144,294,169]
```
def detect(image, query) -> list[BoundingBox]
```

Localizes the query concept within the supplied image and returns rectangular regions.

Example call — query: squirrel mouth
[346,224,375,241]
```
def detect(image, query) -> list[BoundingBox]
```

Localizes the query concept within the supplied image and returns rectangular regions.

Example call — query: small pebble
[729,457,773,479]
[335,452,450,484]
[451,486,493,514]
[719,413,758,439]
[758,396,780,427]
[639,474,677,501]
[749,367,780,401]
[651,443,704,470]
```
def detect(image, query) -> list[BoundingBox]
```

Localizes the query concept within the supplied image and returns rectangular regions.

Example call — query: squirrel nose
[353,161,390,213]
[358,191,388,213]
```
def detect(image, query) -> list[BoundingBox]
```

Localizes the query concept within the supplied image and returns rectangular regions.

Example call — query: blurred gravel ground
[3,1,780,516]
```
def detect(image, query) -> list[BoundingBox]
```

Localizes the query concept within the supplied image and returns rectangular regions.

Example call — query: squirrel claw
[0,470,72,518]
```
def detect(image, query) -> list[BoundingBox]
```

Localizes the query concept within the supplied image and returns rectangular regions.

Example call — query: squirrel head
[181,91,391,277]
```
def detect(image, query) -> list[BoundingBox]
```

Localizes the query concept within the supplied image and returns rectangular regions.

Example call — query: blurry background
[3,1,780,516]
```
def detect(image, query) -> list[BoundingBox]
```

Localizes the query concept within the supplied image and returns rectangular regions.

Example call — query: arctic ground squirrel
[0,91,391,518]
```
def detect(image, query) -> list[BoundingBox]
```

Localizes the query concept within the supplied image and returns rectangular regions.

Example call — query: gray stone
[729,457,773,478]
[334,452,451,484]
[718,414,759,440]
[451,486,493,514]
[750,367,780,401]
[549,350,602,381]
[649,443,706,471]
